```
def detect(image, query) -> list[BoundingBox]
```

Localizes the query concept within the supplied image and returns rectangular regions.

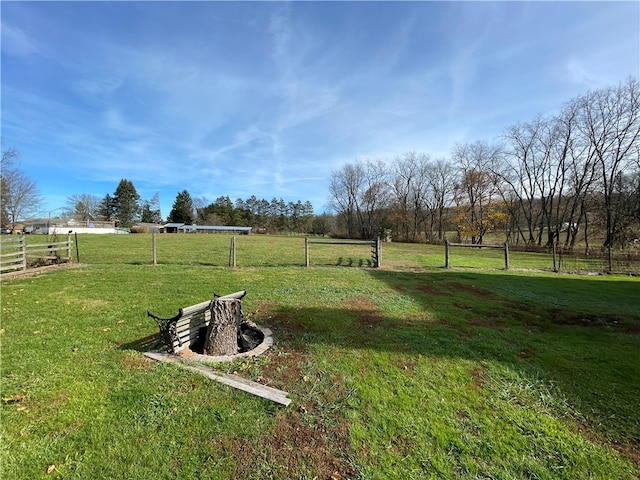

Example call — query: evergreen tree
[98,194,118,221]
[168,190,195,224]
[113,179,141,227]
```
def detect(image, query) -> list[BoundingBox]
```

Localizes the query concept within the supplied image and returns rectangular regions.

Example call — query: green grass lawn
[1,234,639,479]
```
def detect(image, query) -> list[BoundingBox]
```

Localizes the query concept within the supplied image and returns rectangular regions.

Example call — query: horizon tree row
[64,183,316,234]
[168,190,315,234]
[329,77,640,250]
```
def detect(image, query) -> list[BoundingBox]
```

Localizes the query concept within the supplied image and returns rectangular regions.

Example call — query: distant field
[2,233,639,479]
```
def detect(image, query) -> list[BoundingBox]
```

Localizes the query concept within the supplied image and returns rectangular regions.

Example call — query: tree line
[329,77,640,250]
[63,182,317,234]
[166,189,316,233]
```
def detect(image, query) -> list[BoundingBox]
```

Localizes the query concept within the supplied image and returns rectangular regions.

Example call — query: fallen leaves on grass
[2,394,25,404]
[47,464,56,474]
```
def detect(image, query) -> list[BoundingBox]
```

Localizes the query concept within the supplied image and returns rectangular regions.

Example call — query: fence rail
[1,234,72,274]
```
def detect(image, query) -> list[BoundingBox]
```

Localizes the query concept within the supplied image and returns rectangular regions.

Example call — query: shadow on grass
[265,269,640,448]
[120,333,163,352]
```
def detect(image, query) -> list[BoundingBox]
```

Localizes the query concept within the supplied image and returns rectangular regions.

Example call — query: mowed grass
[1,234,639,479]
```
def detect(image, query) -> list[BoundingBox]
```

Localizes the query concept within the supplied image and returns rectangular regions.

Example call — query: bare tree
[551,100,598,251]
[329,161,365,238]
[452,141,502,244]
[577,77,640,248]
[1,148,43,230]
[65,194,102,221]
[391,152,429,241]
[329,158,391,239]
[533,115,572,247]
[426,158,457,242]
[1,148,18,227]
[357,158,391,239]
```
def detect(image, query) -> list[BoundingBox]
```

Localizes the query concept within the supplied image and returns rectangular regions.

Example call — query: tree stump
[203,299,242,356]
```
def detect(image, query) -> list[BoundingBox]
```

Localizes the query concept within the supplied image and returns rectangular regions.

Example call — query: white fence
[49,227,123,235]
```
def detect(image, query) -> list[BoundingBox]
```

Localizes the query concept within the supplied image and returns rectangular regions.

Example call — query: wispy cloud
[1,21,41,57]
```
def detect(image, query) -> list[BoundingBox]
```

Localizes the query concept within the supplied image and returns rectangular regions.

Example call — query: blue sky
[2,1,638,218]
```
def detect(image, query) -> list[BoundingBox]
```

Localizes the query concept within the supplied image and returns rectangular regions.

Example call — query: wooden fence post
[504,242,509,270]
[558,244,563,272]
[152,232,157,266]
[375,237,381,268]
[445,239,450,269]
[20,236,27,271]
[66,233,72,262]
[305,237,309,267]
[74,232,80,263]
[229,236,236,267]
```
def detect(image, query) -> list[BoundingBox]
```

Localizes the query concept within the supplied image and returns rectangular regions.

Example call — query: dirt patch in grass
[417,284,447,296]
[466,315,508,330]
[208,332,357,479]
[547,308,638,332]
[120,352,155,371]
[452,303,507,330]
[342,295,385,329]
[612,441,640,466]
[349,295,377,311]
[357,311,384,329]
[469,365,488,390]
[503,300,537,313]
[393,358,417,372]
[447,282,502,300]
[573,420,640,466]
[258,348,307,391]
[213,410,355,479]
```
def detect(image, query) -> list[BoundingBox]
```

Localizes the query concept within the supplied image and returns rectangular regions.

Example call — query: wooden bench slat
[215,290,246,300]
[179,300,212,316]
